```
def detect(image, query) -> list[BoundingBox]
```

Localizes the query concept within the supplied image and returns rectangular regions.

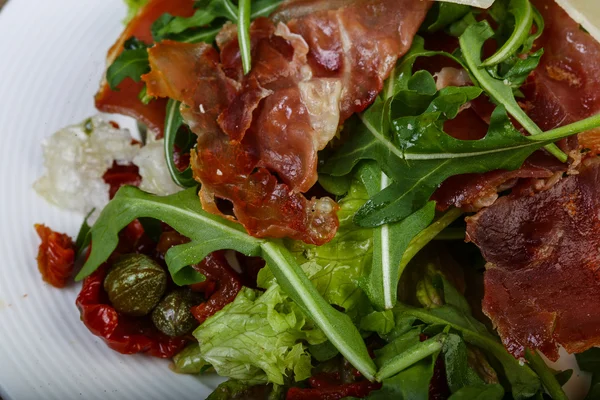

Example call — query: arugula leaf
[448,384,504,400]
[443,333,485,393]
[249,0,284,19]
[486,48,544,89]
[366,358,437,400]
[106,37,150,90]
[76,186,377,380]
[307,341,339,362]
[448,12,478,37]
[554,369,573,387]
[358,162,435,311]
[576,348,600,371]
[587,374,600,400]
[331,97,582,229]
[164,100,196,187]
[365,322,435,399]
[481,0,534,67]
[152,0,282,44]
[74,208,94,257]
[194,285,326,384]
[77,187,255,285]
[459,21,565,162]
[398,303,541,397]
[152,0,238,41]
[360,310,395,336]
[576,348,600,400]
[374,327,423,368]
[376,333,447,381]
[318,172,352,196]
[123,0,148,24]
[422,2,470,33]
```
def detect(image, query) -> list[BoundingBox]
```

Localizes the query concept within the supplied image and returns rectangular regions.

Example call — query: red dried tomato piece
[102,161,142,199]
[190,251,243,324]
[76,265,188,358]
[286,381,382,400]
[34,224,76,288]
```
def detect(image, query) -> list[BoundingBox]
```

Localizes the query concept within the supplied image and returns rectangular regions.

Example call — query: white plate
[0,1,221,398]
[0,0,592,399]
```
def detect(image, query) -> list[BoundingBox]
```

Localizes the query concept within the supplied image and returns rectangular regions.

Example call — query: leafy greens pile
[76,0,600,398]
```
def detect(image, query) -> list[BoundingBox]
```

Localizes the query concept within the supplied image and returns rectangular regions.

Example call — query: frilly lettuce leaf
[259,180,373,318]
[194,285,327,385]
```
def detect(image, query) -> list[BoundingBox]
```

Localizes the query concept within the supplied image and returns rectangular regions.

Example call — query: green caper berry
[152,289,199,337]
[104,254,167,316]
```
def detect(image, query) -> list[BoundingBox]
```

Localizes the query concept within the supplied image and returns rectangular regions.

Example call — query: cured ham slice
[95,0,195,137]
[525,0,600,152]
[466,160,600,361]
[143,0,431,244]
[432,151,566,211]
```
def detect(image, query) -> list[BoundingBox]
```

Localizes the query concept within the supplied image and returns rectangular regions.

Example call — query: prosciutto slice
[466,160,600,361]
[143,0,431,244]
[95,0,195,137]
[525,0,600,152]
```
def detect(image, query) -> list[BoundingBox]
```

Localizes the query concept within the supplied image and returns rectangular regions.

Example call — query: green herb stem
[433,227,465,241]
[238,0,252,75]
[164,99,196,188]
[533,113,600,143]
[481,0,533,67]
[525,349,569,400]
[376,333,446,381]
[399,208,463,275]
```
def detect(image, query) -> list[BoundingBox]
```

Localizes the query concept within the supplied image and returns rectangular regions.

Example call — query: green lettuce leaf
[194,285,327,385]
[261,179,373,317]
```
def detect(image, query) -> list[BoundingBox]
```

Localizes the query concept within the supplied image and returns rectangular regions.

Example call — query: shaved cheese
[554,0,600,43]
[435,0,495,9]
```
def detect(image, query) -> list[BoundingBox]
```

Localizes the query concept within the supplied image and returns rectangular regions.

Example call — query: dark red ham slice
[525,0,600,153]
[466,160,600,361]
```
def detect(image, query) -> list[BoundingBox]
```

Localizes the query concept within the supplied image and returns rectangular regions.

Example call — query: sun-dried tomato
[34,224,76,288]
[76,265,189,358]
[102,161,142,199]
[190,251,243,324]
[286,381,382,400]
[287,365,381,400]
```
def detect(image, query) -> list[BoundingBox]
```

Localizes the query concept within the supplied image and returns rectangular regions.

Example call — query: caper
[103,254,167,316]
[152,289,199,337]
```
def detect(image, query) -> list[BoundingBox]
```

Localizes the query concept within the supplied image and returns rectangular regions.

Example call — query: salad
[32,0,600,398]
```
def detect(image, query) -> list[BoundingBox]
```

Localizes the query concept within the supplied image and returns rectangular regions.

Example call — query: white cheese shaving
[434,0,495,9]
[554,0,600,44]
